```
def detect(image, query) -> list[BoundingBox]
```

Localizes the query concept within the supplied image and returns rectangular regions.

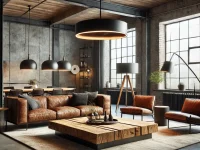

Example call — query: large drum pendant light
[20,6,37,70]
[75,0,127,40]
[41,27,58,70]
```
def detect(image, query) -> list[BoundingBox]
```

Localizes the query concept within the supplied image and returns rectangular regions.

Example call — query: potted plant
[149,71,164,84]
[29,79,39,89]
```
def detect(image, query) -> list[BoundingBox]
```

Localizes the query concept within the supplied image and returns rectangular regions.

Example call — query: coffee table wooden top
[49,117,158,145]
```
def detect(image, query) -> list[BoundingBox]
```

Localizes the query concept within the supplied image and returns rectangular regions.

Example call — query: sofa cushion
[33,96,47,108]
[28,108,56,123]
[47,95,69,110]
[19,94,40,110]
[75,105,103,116]
[120,106,153,115]
[70,93,88,106]
[52,106,80,119]
[181,98,200,116]
[85,91,98,105]
[134,95,155,111]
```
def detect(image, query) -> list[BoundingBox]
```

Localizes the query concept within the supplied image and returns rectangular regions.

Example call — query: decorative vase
[104,111,108,122]
[106,81,111,88]
[32,84,38,89]
[178,83,184,91]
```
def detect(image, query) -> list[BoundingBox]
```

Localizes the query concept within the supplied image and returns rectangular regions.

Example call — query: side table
[0,108,8,132]
[154,106,169,126]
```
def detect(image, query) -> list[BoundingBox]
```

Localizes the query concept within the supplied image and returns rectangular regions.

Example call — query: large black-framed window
[110,29,136,88]
[165,17,200,89]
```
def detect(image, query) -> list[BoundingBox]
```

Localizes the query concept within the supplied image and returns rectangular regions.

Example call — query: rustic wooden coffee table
[49,117,158,150]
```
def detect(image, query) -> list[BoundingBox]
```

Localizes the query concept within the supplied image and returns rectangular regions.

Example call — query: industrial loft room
[0,0,200,150]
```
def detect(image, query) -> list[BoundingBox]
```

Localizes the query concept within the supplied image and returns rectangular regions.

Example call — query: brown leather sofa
[165,98,200,133]
[5,94,110,129]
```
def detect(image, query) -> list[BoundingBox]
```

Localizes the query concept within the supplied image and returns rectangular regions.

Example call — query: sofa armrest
[5,97,28,125]
[96,94,111,114]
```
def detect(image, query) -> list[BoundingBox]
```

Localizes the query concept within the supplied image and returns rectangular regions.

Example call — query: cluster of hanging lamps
[20,5,37,70]
[41,27,58,70]
[75,0,127,40]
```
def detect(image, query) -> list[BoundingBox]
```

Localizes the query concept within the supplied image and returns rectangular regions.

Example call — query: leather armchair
[120,95,155,121]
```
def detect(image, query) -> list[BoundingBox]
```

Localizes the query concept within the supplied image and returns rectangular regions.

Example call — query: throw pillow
[70,93,88,106]
[85,91,98,105]
[19,94,40,110]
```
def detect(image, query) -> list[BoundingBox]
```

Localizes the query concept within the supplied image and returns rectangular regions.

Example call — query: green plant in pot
[149,71,164,84]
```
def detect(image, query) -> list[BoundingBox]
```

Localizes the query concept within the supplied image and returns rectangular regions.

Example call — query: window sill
[154,89,199,93]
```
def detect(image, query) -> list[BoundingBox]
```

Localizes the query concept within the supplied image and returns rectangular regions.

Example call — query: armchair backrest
[133,95,155,111]
[181,98,200,116]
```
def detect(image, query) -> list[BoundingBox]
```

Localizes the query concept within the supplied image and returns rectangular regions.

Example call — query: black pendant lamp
[75,0,127,40]
[58,31,71,71]
[41,27,58,70]
[20,6,37,70]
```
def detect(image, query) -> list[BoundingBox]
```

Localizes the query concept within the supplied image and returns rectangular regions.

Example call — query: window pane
[166,41,170,53]
[111,70,116,78]
[111,49,116,59]
[180,51,188,64]
[171,40,179,52]
[122,57,127,63]
[111,40,116,49]
[128,47,132,56]
[122,38,127,47]
[189,78,199,89]
[180,64,188,78]
[180,78,188,89]
[133,56,136,63]
[180,21,188,39]
[122,48,127,57]
[117,58,121,63]
[111,79,116,87]
[117,48,121,58]
[170,79,179,89]
[128,37,133,46]
[132,46,136,55]
[117,73,121,78]
[116,79,122,85]
[133,37,136,46]
[166,25,171,41]
[189,64,200,77]
[180,39,188,51]
[127,32,132,37]
[128,56,132,63]
[116,39,121,48]
[189,48,200,63]
[170,23,179,40]
[189,37,200,47]
[170,65,179,78]
[111,59,116,69]
[189,18,200,37]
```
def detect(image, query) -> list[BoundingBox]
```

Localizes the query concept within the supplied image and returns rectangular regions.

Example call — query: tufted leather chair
[120,95,155,121]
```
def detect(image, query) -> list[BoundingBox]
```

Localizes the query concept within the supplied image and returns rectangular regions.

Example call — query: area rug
[4,122,200,150]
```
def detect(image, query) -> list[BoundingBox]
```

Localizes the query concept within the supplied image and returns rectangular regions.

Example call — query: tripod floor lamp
[161,52,200,83]
[115,63,139,113]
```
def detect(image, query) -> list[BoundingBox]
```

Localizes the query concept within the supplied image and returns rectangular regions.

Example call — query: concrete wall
[3,22,52,88]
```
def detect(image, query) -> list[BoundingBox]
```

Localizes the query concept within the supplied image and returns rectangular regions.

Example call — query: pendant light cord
[28,5,31,59]
[49,27,51,60]
[100,0,102,19]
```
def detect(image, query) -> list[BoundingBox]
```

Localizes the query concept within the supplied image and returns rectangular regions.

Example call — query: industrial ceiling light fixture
[58,31,72,71]
[41,27,58,70]
[20,5,37,70]
[75,0,127,40]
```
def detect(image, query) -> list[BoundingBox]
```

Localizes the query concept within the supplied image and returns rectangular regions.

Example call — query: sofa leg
[141,115,143,121]
[121,113,123,118]
[133,115,134,119]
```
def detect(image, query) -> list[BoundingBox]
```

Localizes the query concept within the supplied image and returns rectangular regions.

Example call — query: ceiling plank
[51,6,87,24]
[3,0,11,6]
[55,0,146,18]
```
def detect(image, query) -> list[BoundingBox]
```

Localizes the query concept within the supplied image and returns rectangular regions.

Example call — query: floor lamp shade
[20,59,37,70]
[116,63,139,74]
[75,19,127,40]
[161,61,173,73]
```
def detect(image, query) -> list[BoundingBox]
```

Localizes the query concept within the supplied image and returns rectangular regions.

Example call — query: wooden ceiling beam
[55,0,147,18]
[51,6,87,24]
[3,0,11,6]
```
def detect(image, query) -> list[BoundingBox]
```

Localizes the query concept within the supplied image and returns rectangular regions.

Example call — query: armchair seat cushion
[75,105,103,116]
[165,111,200,123]
[28,108,56,123]
[52,106,80,119]
[120,106,153,115]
